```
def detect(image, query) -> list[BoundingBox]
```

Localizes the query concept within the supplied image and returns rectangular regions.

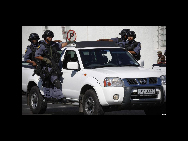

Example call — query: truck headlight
[104,77,124,87]
[160,75,166,85]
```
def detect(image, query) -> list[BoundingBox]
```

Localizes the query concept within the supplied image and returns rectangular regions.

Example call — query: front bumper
[98,77,164,109]
[100,85,164,109]
[121,86,164,110]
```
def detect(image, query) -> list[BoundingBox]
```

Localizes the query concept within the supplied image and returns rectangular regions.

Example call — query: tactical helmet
[127,31,136,39]
[119,29,130,41]
[28,33,40,42]
[42,30,54,39]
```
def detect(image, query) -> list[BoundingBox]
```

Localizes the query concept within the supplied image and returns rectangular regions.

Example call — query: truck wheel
[83,89,104,115]
[29,86,47,114]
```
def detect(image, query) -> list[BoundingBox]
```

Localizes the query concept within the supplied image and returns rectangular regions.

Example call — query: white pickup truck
[22,41,166,115]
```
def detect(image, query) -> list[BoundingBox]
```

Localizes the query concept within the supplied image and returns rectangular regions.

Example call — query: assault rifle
[32,60,46,80]
[48,57,63,78]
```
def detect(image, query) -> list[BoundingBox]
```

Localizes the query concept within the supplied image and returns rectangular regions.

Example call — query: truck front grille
[149,77,158,84]
[126,79,138,85]
[125,77,158,85]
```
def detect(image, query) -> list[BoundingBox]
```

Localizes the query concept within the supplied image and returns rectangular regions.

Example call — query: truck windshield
[79,48,140,69]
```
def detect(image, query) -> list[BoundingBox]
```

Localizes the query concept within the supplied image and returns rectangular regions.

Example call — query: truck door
[61,50,83,99]
[22,61,35,91]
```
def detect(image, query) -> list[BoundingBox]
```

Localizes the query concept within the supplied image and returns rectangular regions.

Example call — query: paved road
[22,94,145,115]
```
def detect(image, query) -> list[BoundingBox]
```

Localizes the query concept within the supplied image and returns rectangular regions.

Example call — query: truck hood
[86,67,164,79]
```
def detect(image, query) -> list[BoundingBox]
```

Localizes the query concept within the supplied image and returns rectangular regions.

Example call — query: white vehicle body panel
[22,67,39,91]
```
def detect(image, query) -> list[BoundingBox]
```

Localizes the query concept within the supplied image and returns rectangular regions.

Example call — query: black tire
[83,89,104,115]
[29,86,47,114]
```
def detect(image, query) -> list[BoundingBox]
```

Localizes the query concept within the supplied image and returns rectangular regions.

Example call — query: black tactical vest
[125,41,141,61]
[41,42,61,63]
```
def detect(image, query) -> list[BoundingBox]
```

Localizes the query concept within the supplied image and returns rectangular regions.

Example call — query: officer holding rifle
[35,30,74,102]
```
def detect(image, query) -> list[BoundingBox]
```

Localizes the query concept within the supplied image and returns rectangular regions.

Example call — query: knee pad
[53,79,61,89]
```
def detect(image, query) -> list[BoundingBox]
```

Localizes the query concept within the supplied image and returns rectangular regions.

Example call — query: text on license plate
[137,89,155,94]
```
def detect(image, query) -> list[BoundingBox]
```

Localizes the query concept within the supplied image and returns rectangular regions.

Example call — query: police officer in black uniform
[97,29,130,44]
[119,29,130,42]
[35,30,73,102]
[120,31,141,61]
[110,29,130,44]
[24,33,40,66]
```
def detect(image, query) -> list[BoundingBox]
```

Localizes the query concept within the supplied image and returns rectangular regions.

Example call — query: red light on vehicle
[104,80,107,87]
[108,82,111,86]
[104,79,111,87]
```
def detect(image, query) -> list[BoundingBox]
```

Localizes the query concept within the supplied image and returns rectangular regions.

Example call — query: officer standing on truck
[35,30,74,101]
[111,29,130,44]
[120,31,141,61]
[24,33,40,66]
[97,29,130,44]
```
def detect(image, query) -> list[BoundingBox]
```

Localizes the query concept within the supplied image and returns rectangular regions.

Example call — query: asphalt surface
[22,94,146,115]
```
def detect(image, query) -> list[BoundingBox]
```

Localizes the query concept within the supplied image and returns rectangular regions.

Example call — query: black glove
[67,41,76,45]
[42,57,51,64]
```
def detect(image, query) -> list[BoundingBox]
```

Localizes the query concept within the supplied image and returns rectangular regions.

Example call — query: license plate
[137,89,155,95]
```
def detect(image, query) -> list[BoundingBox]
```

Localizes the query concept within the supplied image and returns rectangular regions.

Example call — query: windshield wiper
[103,64,118,67]
[86,64,117,69]
[121,64,139,66]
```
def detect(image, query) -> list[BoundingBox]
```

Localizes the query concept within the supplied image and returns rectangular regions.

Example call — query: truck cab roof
[75,41,118,48]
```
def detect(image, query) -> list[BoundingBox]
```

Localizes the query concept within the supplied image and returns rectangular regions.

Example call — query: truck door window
[62,50,78,69]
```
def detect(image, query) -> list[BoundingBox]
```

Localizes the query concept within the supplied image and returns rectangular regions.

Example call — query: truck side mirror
[67,62,79,70]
